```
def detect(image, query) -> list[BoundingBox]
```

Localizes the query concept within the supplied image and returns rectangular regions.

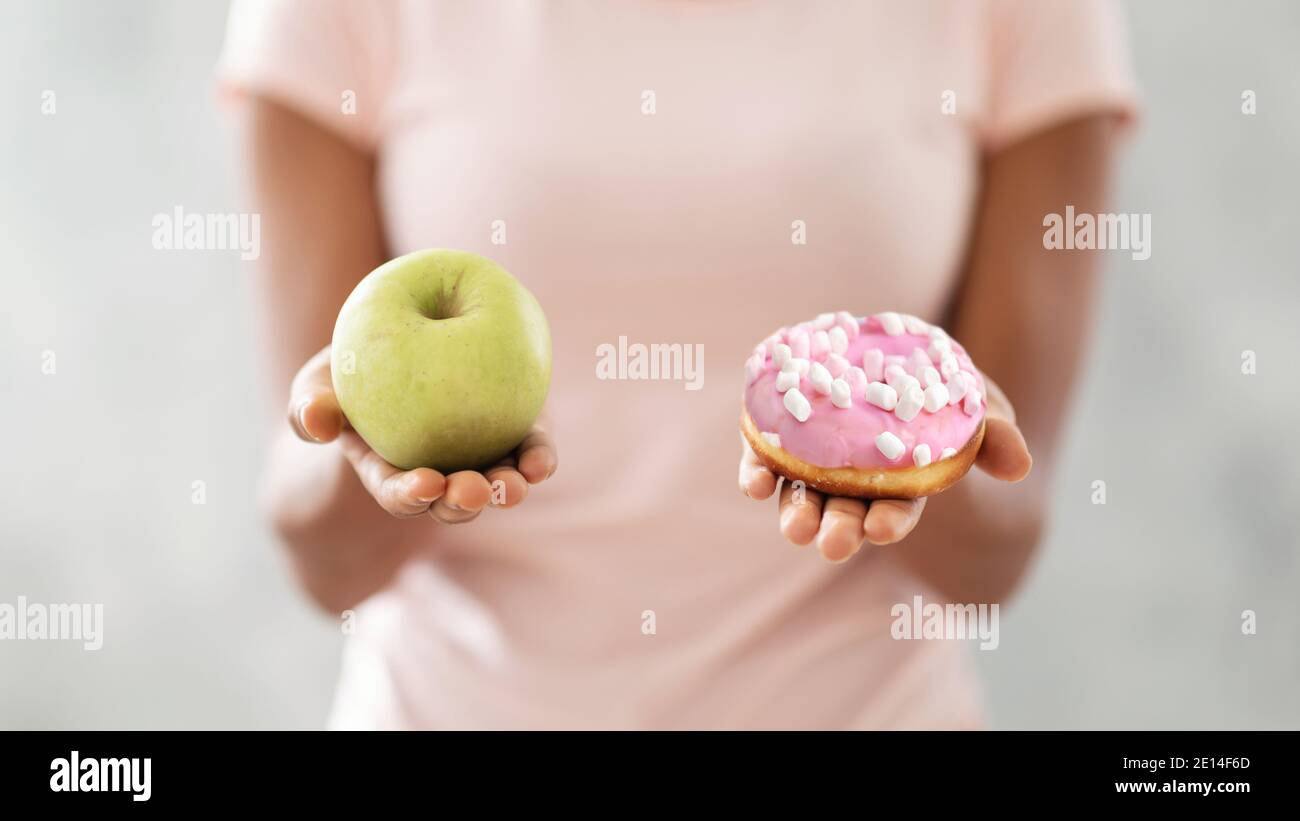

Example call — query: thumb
[291,390,345,443]
[288,347,346,443]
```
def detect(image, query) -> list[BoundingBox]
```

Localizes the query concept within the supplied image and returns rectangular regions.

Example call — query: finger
[287,348,344,443]
[778,480,825,547]
[975,417,1033,482]
[429,505,482,525]
[339,432,445,517]
[516,427,558,484]
[483,464,529,509]
[739,439,778,500]
[816,497,869,563]
[430,471,493,523]
[863,496,927,546]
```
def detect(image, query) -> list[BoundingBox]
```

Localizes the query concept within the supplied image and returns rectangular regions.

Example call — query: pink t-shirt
[219,0,1137,729]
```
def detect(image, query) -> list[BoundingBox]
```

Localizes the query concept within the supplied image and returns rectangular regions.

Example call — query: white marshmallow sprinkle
[773,343,792,368]
[940,353,960,379]
[789,332,810,360]
[828,325,849,355]
[865,381,898,411]
[878,312,905,336]
[913,444,932,467]
[809,361,833,395]
[825,353,850,377]
[862,348,885,382]
[784,387,812,422]
[895,385,924,422]
[830,378,852,409]
[761,432,781,449]
[782,357,810,376]
[908,347,932,374]
[835,311,860,339]
[946,372,969,405]
[903,314,930,335]
[941,447,957,460]
[875,431,906,461]
[886,367,920,396]
[844,365,868,393]
[923,382,949,413]
[775,370,800,392]
[811,329,831,360]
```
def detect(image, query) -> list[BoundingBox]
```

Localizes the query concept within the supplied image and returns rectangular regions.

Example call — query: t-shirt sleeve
[214,0,394,151]
[981,0,1141,151]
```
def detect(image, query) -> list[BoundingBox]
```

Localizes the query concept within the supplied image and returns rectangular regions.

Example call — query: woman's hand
[738,373,1031,564]
[289,346,558,524]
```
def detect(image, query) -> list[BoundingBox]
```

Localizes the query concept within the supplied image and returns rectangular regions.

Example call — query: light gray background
[1,0,1296,729]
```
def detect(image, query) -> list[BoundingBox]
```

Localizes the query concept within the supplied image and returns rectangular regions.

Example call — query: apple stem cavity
[423,271,467,321]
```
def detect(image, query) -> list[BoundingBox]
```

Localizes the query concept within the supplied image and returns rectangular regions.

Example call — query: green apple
[331,249,551,472]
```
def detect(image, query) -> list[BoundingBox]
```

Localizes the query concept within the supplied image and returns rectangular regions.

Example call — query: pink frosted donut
[741,312,987,499]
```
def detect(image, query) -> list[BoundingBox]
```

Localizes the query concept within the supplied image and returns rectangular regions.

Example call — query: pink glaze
[744,314,986,469]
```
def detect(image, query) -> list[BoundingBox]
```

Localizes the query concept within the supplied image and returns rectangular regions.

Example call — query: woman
[220,0,1137,728]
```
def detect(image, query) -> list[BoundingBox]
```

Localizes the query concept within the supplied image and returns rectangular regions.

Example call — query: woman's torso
[335,0,988,729]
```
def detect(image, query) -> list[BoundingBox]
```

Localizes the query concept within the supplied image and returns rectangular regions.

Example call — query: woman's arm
[892,114,1121,603]
[246,98,416,613]
[240,99,555,612]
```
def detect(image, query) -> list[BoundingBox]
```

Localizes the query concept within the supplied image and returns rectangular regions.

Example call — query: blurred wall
[974,0,1300,728]
[0,0,339,728]
[1,0,1296,729]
